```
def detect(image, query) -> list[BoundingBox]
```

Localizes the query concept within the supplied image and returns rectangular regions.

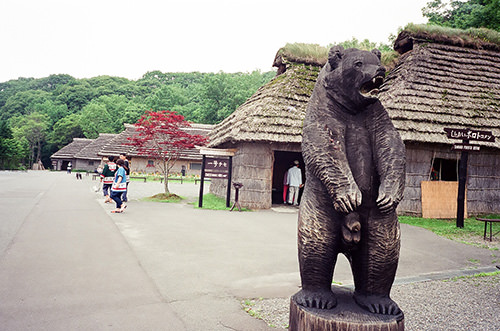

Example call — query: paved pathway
[0,171,497,330]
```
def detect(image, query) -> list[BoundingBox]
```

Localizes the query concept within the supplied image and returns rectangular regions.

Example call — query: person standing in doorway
[287,160,303,206]
[283,166,289,204]
[67,162,72,174]
[119,153,130,207]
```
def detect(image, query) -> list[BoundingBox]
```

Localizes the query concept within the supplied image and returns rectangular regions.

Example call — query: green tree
[0,77,35,110]
[56,80,93,111]
[79,103,111,138]
[1,90,53,120]
[423,0,500,31]
[145,84,189,114]
[48,114,85,149]
[0,120,22,169]
[79,95,132,138]
[10,112,49,167]
[32,100,70,126]
[28,74,74,92]
[337,38,393,52]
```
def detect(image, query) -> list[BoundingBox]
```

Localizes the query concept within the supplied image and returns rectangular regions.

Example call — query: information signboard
[452,144,480,152]
[443,127,496,228]
[444,128,495,142]
[204,157,229,179]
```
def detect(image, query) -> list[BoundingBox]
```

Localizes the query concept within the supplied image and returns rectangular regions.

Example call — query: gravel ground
[244,272,500,330]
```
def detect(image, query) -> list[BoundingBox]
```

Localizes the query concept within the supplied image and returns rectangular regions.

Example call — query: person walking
[100,156,117,203]
[110,158,128,213]
[119,153,130,207]
[287,160,303,206]
[67,162,72,174]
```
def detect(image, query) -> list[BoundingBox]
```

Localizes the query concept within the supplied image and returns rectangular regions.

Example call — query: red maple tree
[127,110,208,194]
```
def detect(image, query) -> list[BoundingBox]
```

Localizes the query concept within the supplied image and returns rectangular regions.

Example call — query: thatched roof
[208,52,322,147]
[50,138,93,159]
[98,124,138,157]
[210,31,500,150]
[74,133,117,160]
[99,123,214,160]
[381,25,500,149]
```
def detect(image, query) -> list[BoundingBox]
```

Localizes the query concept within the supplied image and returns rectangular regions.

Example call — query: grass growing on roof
[278,43,329,66]
[278,42,399,69]
[404,23,500,47]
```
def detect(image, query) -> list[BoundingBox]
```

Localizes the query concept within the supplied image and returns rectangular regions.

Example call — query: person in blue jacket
[110,158,127,213]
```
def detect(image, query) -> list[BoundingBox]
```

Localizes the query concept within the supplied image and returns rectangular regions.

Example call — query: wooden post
[198,155,206,208]
[226,156,232,208]
[456,139,469,228]
[289,287,404,331]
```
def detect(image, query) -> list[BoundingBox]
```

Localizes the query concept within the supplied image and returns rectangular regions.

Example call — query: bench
[476,218,500,241]
[92,174,100,180]
[195,178,211,185]
[130,176,147,183]
[160,177,183,184]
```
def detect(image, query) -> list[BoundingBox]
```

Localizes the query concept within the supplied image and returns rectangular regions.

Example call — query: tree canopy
[0,71,274,169]
[423,0,500,31]
[127,110,209,194]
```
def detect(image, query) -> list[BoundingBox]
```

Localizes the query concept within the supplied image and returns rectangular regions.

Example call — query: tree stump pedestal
[289,287,404,331]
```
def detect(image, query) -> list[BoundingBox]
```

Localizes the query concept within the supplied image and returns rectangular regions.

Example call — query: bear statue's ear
[371,49,382,60]
[328,45,344,70]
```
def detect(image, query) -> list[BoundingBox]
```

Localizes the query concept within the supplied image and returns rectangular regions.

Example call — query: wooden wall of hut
[399,142,500,216]
[467,147,500,215]
[210,143,274,209]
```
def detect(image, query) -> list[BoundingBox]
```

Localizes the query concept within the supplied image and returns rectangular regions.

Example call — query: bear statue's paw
[294,288,337,309]
[333,192,362,213]
[353,292,402,315]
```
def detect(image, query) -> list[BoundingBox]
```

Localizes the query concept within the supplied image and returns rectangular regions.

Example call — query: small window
[147,160,155,167]
[431,158,458,181]
[190,162,202,170]
[88,161,94,166]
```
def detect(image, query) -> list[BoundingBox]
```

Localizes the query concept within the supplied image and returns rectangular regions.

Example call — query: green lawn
[399,215,500,250]
[129,175,195,182]
[193,193,250,211]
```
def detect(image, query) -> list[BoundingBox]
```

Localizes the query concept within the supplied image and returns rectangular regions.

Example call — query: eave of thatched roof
[380,36,500,150]
[98,124,139,157]
[74,133,117,160]
[208,60,321,148]
[50,138,93,159]
[394,24,500,54]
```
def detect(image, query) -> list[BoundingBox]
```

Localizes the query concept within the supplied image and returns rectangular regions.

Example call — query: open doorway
[272,151,305,204]
[61,160,71,171]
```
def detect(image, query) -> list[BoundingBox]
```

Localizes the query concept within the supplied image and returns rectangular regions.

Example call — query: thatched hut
[208,44,326,209]
[209,30,500,215]
[380,25,500,216]
[50,138,94,171]
[50,134,117,172]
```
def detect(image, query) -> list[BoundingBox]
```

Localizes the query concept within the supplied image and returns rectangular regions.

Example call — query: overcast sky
[0,0,430,82]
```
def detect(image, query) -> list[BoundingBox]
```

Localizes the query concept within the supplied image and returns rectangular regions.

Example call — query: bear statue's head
[323,45,386,112]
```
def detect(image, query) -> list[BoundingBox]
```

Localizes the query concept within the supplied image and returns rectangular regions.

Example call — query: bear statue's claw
[294,289,337,309]
[353,293,402,316]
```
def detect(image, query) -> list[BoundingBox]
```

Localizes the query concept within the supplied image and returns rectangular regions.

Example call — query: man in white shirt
[287,160,303,206]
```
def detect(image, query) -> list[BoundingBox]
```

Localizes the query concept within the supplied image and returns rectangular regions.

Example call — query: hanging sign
[452,144,481,152]
[444,128,495,142]
[204,157,230,179]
